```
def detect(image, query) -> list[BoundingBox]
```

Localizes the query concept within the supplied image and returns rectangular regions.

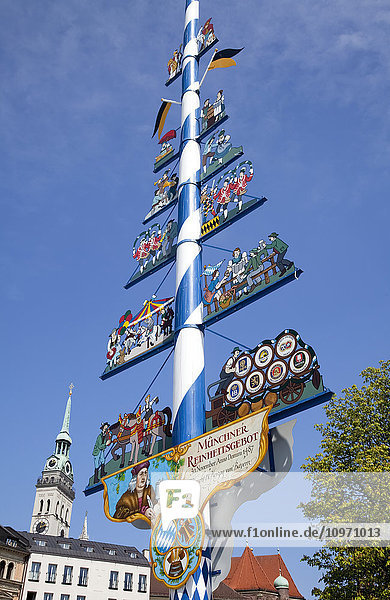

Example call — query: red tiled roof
[224,546,274,592]
[254,554,303,599]
[224,548,304,599]
[150,573,245,600]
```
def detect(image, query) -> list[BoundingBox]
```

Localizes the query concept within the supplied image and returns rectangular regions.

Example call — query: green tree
[301,360,390,599]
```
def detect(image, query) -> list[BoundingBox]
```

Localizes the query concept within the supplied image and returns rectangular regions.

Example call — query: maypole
[172,0,205,446]
[171,3,211,600]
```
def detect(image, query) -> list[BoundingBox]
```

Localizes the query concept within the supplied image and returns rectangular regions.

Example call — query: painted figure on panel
[113,461,156,522]
[104,298,175,376]
[132,220,178,279]
[201,90,226,134]
[154,130,178,171]
[167,46,183,81]
[265,233,293,277]
[197,18,216,53]
[92,422,111,483]
[144,171,178,223]
[201,129,243,181]
[201,234,295,318]
[216,347,241,395]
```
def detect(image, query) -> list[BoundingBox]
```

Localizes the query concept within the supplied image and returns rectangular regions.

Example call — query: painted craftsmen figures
[92,422,111,483]
[265,232,293,277]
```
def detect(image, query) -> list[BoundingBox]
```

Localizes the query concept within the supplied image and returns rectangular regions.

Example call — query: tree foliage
[301,360,390,599]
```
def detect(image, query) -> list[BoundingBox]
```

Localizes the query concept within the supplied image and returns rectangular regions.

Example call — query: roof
[150,574,245,600]
[255,554,304,599]
[0,526,30,554]
[18,532,149,567]
[224,549,304,599]
[224,546,274,592]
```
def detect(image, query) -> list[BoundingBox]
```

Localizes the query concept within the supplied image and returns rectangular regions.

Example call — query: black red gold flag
[152,101,172,139]
[208,47,244,70]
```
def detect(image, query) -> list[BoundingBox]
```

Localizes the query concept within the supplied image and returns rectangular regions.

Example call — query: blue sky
[1,1,390,598]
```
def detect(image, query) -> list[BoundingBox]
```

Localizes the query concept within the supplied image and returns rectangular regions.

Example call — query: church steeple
[30,384,76,537]
[55,383,73,456]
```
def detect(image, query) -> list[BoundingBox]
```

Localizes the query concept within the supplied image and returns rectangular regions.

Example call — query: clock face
[35,518,49,534]
[65,461,71,474]
[48,458,57,469]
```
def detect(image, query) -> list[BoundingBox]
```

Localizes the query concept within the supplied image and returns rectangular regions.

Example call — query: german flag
[208,47,244,70]
[152,101,172,139]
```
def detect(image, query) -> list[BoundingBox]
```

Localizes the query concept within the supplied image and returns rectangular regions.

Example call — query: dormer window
[86,547,94,553]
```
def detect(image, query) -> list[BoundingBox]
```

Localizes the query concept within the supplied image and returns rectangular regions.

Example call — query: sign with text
[101,406,271,528]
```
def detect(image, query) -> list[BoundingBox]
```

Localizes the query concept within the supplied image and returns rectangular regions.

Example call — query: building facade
[20,534,150,600]
[0,526,30,600]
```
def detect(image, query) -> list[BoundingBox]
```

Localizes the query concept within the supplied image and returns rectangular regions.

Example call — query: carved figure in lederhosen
[231,163,254,211]
[222,247,249,297]
[133,236,150,273]
[244,240,268,292]
[203,269,222,305]
[214,90,225,122]
[202,135,217,172]
[216,347,241,395]
[161,220,178,258]
[213,177,234,221]
[265,232,293,277]
[107,328,121,369]
[212,130,232,164]
[148,229,162,265]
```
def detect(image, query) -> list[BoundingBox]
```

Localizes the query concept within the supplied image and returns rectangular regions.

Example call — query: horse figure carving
[143,407,172,457]
[108,408,172,468]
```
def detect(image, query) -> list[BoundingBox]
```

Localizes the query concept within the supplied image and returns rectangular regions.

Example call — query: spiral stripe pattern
[173,0,204,444]
[170,3,210,599]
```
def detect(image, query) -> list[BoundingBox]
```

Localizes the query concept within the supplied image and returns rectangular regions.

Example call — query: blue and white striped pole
[171,2,211,600]
[172,0,205,446]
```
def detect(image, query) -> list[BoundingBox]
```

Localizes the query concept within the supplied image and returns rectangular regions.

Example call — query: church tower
[30,384,75,537]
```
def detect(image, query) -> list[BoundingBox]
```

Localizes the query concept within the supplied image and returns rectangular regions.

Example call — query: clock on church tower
[30,384,76,538]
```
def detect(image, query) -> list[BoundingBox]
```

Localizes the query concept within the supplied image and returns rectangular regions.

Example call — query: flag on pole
[152,101,172,139]
[208,48,244,70]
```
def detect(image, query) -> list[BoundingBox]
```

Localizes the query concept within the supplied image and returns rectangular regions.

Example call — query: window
[0,561,5,578]
[65,509,69,524]
[6,563,14,579]
[28,562,41,581]
[85,546,94,553]
[60,595,70,600]
[56,501,59,516]
[123,572,133,591]
[78,567,89,586]
[108,549,116,556]
[26,593,37,600]
[109,570,119,589]
[43,594,53,600]
[6,538,17,547]
[60,529,65,537]
[46,564,57,583]
[138,574,147,593]
[36,540,47,547]
[59,542,70,549]
[62,565,73,584]
[46,499,51,513]
[39,499,44,513]
[76,596,86,600]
